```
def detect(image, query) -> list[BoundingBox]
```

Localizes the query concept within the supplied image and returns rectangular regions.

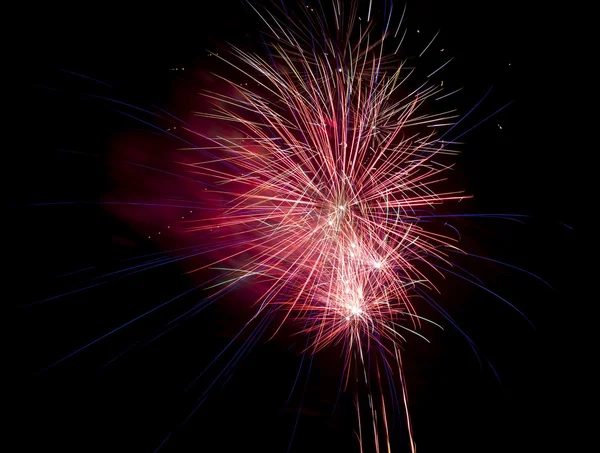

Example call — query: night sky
[17,1,583,452]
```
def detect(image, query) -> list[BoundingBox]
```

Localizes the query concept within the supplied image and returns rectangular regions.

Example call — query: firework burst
[23,1,545,452]
[172,1,478,450]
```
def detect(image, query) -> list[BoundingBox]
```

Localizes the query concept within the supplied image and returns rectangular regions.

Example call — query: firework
[26,1,538,452]
[174,1,476,450]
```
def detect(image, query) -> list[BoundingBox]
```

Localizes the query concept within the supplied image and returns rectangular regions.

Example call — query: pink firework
[173,1,473,450]
[25,2,539,452]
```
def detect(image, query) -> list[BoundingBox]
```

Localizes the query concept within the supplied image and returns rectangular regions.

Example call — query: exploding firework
[169,1,481,450]
[21,1,560,452]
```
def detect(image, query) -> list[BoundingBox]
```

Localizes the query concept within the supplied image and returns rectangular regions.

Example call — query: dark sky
[17,1,583,452]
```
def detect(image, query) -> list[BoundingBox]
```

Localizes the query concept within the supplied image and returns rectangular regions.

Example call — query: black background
[17,1,584,452]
